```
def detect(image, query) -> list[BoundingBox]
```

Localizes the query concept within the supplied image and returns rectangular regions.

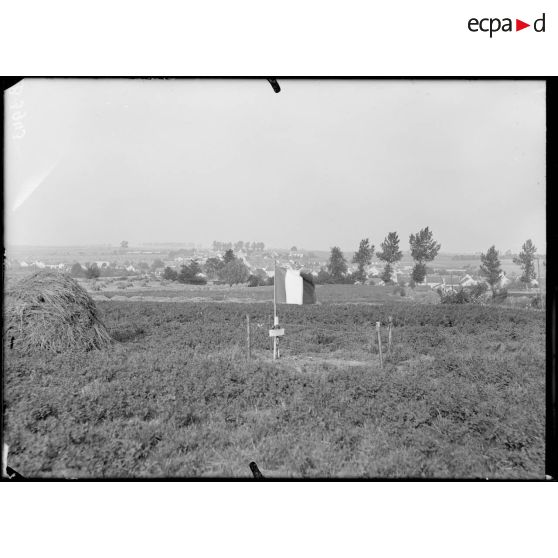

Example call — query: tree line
[318,227,441,285]
[162,249,269,287]
[212,241,265,253]
[480,239,540,294]
[318,229,540,295]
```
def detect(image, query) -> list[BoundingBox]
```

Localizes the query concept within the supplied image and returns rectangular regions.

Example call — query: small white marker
[2,444,8,478]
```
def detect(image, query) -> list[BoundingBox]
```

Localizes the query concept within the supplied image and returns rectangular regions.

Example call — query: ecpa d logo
[468,13,545,37]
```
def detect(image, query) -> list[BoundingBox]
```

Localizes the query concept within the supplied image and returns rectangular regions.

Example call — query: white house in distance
[459,274,478,287]
[496,271,511,289]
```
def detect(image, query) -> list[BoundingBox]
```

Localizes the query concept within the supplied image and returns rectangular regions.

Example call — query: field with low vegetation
[3,291,545,478]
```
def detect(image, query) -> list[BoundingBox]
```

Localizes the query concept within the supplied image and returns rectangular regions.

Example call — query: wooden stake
[273,260,278,360]
[388,316,393,355]
[376,321,383,368]
[2,444,8,478]
[246,314,251,361]
[273,315,279,360]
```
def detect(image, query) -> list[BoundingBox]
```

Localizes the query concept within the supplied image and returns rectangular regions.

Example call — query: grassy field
[3,292,545,478]
[91,283,436,304]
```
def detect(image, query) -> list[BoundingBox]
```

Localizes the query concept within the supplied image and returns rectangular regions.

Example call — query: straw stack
[5,271,112,352]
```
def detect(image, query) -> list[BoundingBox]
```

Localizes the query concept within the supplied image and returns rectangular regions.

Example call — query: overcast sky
[4,79,546,253]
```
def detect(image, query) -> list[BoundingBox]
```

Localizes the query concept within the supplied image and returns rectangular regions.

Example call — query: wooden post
[273,315,279,360]
[273,260,278,360]
[376,321,383,368]
[537,256,543,307]
[388,316,393,355]
[246,314,251,361]
[2,444,8,478]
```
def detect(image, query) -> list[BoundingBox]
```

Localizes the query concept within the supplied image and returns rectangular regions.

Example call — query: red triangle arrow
[516,19,530,31]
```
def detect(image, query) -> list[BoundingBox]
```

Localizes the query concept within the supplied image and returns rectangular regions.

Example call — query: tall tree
[204,257,225,279]
[163,267,178,281]
[376,232,402,284]
[70,262,84,277]
[327,247,348,283]
[409,227,441,284]
[178,260,206,284]
[223,249,236,264]
[150,258,165,271]
[480,245,502,296]
[218,259,250,286]
[352,238,374,282]
[84,263,101,279]
[120,240,129,250]
[513,239,537,286]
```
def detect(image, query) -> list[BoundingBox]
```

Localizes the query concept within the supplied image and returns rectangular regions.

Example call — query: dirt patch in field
[252,353,372,374]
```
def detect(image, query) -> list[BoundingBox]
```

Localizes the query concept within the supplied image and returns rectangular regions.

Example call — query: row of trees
[163,249,253,286]
[480,239,539,294]
[322,233,540,293]
[321,227,441,285]
[70,259,166,279]
[212,241,265,253]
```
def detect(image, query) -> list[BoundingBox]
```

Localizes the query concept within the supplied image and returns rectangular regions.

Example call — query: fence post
[388,316,393,355]
[246,314,251,361]
[376,321,383,368]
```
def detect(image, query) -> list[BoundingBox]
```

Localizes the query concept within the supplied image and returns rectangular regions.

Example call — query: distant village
[5,240,543,293]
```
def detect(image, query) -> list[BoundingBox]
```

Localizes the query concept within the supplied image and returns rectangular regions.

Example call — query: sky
[4,79,546,253]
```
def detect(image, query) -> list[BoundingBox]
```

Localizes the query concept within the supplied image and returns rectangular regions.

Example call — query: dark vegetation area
[4,300,544,478]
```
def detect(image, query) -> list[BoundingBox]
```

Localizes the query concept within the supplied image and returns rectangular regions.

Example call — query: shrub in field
[163,267,178,281]
[4,271,112,353]
[84,264,101,279]
[470,282,489,299]
[492,288,508,303]
[218,259,250,286]
[248,274,267,287]
[439,289,470,304]
[70,262,84,278]
[178,261,207,285]
[419,290,441,305]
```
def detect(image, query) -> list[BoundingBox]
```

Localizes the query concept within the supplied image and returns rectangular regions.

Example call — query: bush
[492,288,509,303]
[470,283,489,299]
[70,263,84,278]
[84,264,101,279]
[440,289,471,304]
[163,267,178,281]
[393,285,406,297]
[218,260,250,286]
[248,274,267,287]
[178,262,208,285]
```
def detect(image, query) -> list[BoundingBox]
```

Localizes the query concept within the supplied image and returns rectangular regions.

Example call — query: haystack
[5,271,112,352]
